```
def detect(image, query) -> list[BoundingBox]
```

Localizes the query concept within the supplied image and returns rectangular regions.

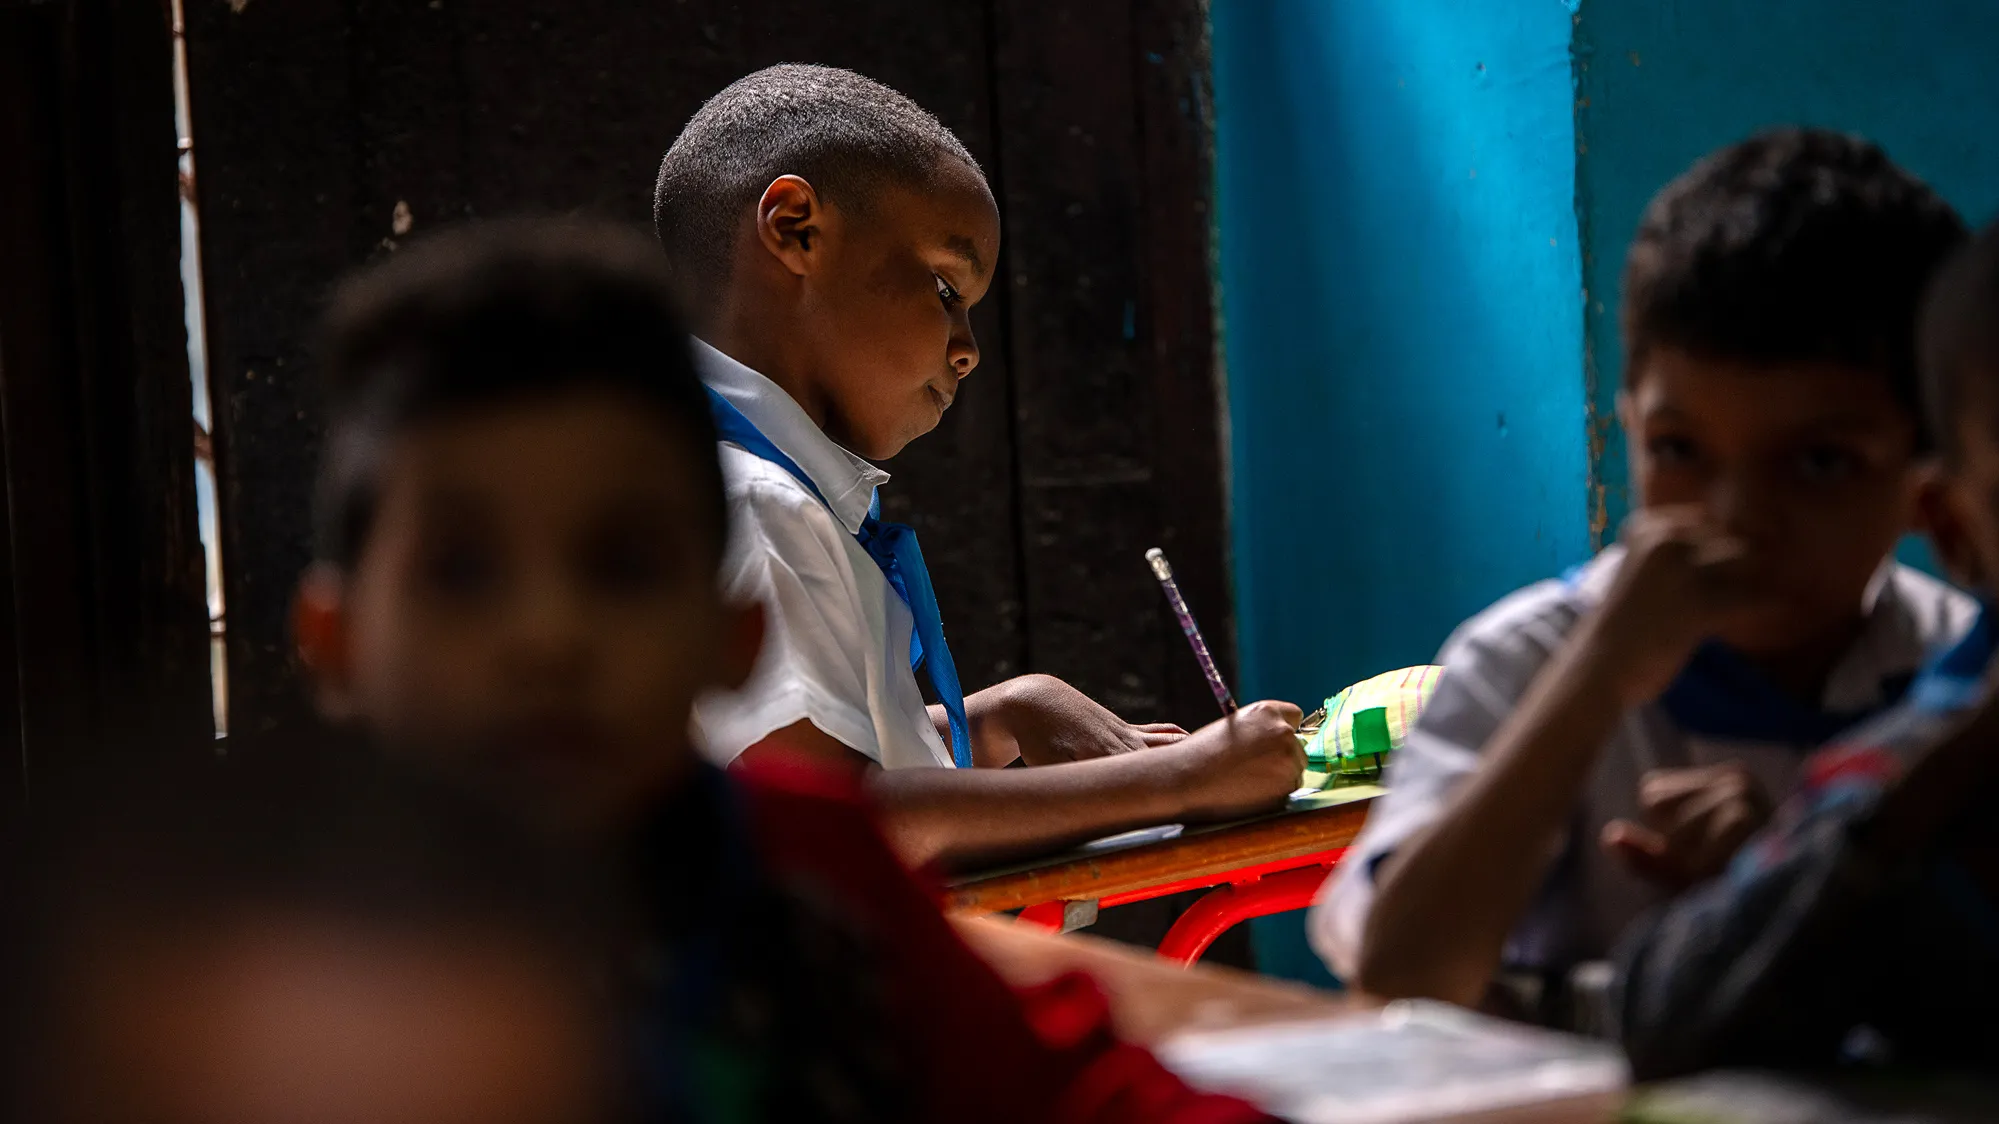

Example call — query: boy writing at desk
[292,219,1276,1122]
[654,65,1303,869]
[1314,129,1975,1017]
[1615,219,1999,1078]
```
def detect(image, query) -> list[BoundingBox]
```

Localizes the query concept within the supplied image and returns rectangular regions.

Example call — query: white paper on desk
[1157,1000,1627,1124]
[1075,823,1183,853]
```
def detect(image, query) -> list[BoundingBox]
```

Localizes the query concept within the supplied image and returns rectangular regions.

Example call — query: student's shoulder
[717,444,852,550]
[719,444,834,515]
[1437,570,1595,669]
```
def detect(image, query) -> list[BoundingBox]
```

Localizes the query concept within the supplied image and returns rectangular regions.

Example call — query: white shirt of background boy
[1311,547,1976,983]
[689,340,955,772]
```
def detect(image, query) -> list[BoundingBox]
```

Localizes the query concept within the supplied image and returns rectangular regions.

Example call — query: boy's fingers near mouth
[1687,527,1751,568]
[1688,535,1762,609]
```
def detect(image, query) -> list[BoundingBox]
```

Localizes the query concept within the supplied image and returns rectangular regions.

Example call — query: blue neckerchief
[1658,641,1895,745]
[1558,562,1904,745]
[706,388,972,768]
[1906,602,1994,715]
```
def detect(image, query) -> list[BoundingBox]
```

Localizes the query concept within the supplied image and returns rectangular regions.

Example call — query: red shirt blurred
[731,756,1272,1124]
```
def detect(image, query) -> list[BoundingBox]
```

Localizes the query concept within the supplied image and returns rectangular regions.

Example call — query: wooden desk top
[954,914,1360,1043]
[944,789,1380,914]
[959,917,1619,1123]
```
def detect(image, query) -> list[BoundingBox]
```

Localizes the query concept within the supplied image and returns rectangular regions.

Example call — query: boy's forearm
[868,753,1183,870]
[1359,637,1630,1005]
[932,686,1031,768]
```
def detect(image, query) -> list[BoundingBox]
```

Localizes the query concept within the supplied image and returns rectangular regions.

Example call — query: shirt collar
[1570,545,1943,712]
[694,339,890,534]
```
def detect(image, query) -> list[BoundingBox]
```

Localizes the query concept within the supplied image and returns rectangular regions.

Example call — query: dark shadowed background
[178,0,1239,957]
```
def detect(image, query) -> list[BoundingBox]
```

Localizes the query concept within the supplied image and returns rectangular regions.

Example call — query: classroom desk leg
[1155,864,1338,966]
[1018,900,1099,933]
[1017,901,1068,930]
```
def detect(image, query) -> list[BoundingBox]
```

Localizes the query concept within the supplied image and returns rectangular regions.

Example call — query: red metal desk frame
[944,795,1378,966]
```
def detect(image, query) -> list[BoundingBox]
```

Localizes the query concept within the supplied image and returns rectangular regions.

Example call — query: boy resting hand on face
[1312,129,1976,1019]
[1614,218,1999,1079]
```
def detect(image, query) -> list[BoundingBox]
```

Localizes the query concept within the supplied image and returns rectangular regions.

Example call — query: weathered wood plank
[990,0,1231,729]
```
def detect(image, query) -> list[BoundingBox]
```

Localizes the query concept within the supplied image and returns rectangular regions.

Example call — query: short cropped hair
[653,64,980,304]
[1623,128,1966,449]
[314,218,725,571]
[1919,221,1999,460]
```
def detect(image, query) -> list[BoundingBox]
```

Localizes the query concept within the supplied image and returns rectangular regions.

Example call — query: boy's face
[783,158,1001,460]
[44,915,606,1124]
[1622,347,1922,655]
[299,389,761,834]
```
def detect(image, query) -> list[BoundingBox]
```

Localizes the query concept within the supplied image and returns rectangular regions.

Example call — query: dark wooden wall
[185,0,1233,747]
[0,0,214,803]
[185,0,1238,957]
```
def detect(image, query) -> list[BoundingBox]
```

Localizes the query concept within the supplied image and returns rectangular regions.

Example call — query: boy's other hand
[1601,762,1772,889]
[1584,507,1754,706]
[964,674,1187,767]
[1162,700,1306,822]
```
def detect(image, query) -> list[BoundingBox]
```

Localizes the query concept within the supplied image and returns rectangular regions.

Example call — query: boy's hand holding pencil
[1139,548,1307,818]
[1163,700,1310,822]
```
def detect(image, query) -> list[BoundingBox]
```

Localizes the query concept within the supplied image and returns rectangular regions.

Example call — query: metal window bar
[170,0,226,740]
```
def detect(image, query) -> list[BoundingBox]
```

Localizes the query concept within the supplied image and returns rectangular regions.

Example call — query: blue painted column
[1212,0,1591,983]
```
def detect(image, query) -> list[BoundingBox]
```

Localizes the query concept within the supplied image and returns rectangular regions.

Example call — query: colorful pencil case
[1298,665,1444,789]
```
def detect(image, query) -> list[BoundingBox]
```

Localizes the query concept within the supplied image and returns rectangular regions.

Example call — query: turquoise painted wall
[1213,0,1591,713]
[1212,0,1591,986]
[1213,0,1999,983]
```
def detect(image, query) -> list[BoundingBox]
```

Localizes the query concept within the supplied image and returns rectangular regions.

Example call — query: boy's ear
[293,564,359,720]
[1912,461,1986,591]
[754,174,827,278]
[716,599,765,693]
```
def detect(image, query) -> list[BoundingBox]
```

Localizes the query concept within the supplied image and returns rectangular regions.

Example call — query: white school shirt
[1310,547,1976,982]
[688,340,956,771]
